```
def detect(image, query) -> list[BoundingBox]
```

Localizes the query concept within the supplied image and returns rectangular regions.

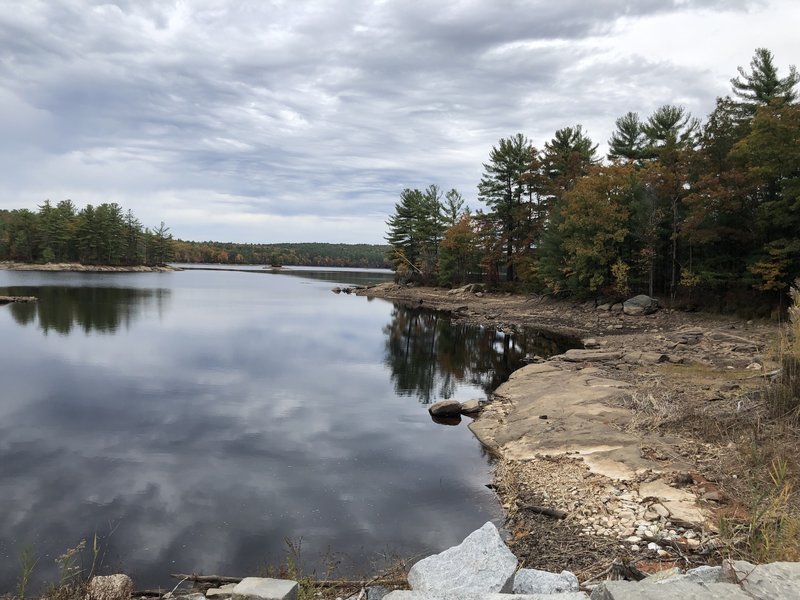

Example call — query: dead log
[515,501,567,519]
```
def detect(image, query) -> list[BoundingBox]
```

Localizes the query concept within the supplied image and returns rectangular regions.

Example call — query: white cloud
[0,0,793,243]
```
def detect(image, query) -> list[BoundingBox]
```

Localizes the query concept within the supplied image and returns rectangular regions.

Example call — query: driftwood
[515,501,567,519]
[170,574,242,584]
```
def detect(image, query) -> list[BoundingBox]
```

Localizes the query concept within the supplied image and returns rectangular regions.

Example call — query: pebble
[647,542,660,551]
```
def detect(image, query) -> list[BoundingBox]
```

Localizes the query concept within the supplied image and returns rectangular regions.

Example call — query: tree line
[386,48,800,312]
[171,240,390,268]
[0,201,174,266]
[0,205,392,269]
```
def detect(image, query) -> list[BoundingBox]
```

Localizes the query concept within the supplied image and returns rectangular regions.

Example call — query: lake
[0,267,569,591]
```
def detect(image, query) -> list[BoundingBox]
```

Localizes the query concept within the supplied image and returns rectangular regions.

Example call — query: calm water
[0,268,573,590]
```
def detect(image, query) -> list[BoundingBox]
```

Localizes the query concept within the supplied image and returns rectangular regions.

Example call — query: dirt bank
[357,282,785,578]
[0,261,179,272]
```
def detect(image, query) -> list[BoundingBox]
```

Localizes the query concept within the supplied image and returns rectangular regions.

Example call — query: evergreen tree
[608,112,647,162]
[477,133,536,281]
[731,48,799,114]
[541,125,598,192]
[386,186,444,281]
[441,189,467,227]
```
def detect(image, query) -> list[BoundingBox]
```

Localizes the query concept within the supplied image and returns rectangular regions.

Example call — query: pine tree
[608,112,647,162]
[478,133,536,281]
[731,48,799,114]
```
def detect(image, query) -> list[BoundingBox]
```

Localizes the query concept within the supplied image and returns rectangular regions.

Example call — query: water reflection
[384,306,579,403]
[0,286,170,334]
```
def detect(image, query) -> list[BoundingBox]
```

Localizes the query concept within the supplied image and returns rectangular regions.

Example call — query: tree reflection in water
[383,305,578,404]
[2,286,170,334]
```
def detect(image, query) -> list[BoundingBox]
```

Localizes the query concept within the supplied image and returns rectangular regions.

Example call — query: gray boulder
[407,522,517,593]
[429,400,463,417]
[513,568,579,594]
[623,295,659,315]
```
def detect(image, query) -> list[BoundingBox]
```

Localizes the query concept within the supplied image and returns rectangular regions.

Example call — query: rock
[207,584,237,598]
[407,522,517,593]
[683,566,723,585]
[645,567,682,583]
[232,578,298,600]
[623,295,659,316]
[652,503,670,518]
[431,415,462,426]
[560,349,624,362]
[386,593,588,600]
[86,575,133,600]
[512,568,579,594]
[460,400,481,415]
[583,337,600,349]
[725,560,800,598]
[429,400,462,417]
[590,579,753,599]
[623,352,669,365]
[597,303,611,311]
[366,586,391,600]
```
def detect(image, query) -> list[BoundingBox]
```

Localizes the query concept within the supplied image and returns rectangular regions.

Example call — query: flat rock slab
[232,578,298,600]
[469,364,644,480]
[385,592,588,600]
[638,481,706,528]
[590,579,753,599]
[468,363,707,526]
[560,349,624,362]
[407,522,517,593]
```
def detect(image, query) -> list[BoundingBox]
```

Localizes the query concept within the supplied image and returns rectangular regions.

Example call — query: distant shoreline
[0,261,179,273]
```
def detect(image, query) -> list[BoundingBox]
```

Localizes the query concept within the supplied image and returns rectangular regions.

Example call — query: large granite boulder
[407,522,517,593]
[623,295,659,315]
[512,568,579,594]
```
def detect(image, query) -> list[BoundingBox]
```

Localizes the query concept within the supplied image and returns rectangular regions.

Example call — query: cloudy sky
[1,1,797,243]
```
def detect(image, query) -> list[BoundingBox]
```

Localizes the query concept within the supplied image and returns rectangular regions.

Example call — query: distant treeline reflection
[384,306,578,403]
[3,286,170,334]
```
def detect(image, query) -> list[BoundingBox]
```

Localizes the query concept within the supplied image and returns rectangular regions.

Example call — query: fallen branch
[515,501,567,519]
[170,574,242,584]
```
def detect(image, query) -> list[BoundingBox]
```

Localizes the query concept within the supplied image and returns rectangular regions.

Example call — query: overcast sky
[1,1,797,244]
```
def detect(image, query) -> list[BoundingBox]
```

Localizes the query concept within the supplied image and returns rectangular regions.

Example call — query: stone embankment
[389,522,800,599]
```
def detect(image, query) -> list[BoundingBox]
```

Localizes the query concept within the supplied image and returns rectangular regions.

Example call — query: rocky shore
[0,261,178,272]
[356,282,781,575]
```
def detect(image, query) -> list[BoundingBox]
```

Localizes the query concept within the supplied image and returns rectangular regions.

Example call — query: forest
[0,206,391,269]
[171,240,390,268]
[0,201,173,266]
[386,48,800,312]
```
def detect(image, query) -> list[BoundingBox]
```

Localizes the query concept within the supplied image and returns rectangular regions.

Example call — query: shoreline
[0,261,179,273]
[357,282,781,575]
